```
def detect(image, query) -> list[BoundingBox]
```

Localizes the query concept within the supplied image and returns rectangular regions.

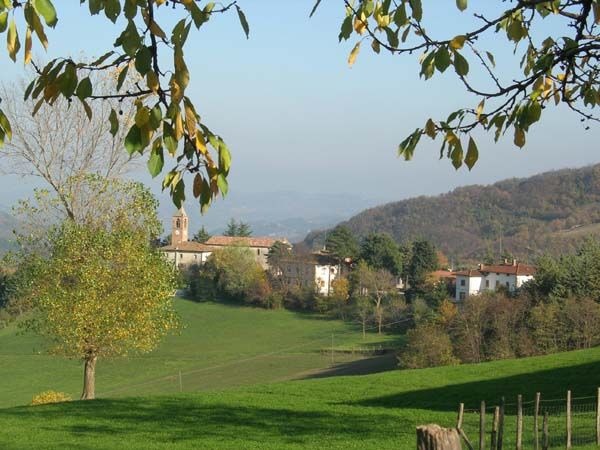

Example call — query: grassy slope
[0,298,400,408]
[2,347,600,449]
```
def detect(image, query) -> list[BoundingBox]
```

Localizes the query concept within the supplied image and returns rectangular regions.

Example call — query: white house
[160,208,290,270]
[279,252,349,296]
[454,260,535,301]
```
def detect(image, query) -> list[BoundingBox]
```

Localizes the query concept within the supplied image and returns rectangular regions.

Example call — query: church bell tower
[171,207,188,245]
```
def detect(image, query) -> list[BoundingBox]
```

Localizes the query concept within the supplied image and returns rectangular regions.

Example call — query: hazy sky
[1,1,598,215]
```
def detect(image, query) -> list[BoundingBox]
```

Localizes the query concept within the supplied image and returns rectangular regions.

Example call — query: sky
[1,1,599,221]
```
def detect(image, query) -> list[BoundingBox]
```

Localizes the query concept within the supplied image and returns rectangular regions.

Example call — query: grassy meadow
[0,297,400,408]
[2,298,600,449]
[2,345,600,449]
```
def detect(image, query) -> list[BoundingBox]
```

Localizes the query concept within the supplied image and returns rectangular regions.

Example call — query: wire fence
[459,390,600,449]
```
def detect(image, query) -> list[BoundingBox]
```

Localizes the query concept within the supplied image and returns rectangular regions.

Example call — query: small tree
[352,261,397,334]
[20,223,178,400]
[400,323,458,369]
[192,226,211,243]
[325,225,360,261]
[224,218,239,237]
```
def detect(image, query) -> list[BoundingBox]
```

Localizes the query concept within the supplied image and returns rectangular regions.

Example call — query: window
[485,280,490,288]
[257,249,260,255]
[460,279,466,286]
[459,292,466,300]
[506,282,510,288]
[495,280,499,288]
[176,219,181,228]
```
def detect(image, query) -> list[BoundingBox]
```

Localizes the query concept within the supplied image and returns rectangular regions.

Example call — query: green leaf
[109,109,119,137]
[163,122,177,156]
[147,141,164,178]
[514,127,526,148]
[408,0,422,22]
[217,173,228,196]
[393,3,407,26]
[453,51,469,76]
[384,27,399,48]
[0,110,12,140]
[434,46,450,73]
[88,0,102,15]
[135,46,152,76]
[338,15,352,42]
[32,0,57,27]
[465,137,478,170]
[0,12,7,33]
[450,142,463,169]
[59,64,78,97]
[485,51,495,68]
[104,0,121,23]
[173,179,185,209]
[125,124,143,155]
[235,5,250,39]
[116,65,129,91]
[456,0,467,12]
[76,77,92,100]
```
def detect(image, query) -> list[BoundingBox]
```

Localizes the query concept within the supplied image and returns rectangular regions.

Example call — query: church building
[160,208,290,270]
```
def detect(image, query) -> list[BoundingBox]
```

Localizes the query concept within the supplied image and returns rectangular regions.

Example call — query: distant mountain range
[159,191,382,243]
[303,165,600,263]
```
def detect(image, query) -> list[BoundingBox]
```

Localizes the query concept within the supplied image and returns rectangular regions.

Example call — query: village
[161,208,537,303]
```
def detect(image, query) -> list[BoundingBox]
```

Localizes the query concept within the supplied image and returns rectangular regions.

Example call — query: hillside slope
[304,165,600,262]
[2,346,600,449]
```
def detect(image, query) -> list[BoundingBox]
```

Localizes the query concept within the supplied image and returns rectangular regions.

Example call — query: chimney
[478,263,482,270]
[504,258,509,265]
[512,259,517,266]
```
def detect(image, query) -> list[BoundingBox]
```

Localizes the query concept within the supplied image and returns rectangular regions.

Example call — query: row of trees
[400,239,600,369]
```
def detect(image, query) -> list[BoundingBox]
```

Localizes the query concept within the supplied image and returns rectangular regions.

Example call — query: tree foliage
[224,218,252,237]
[325,225,360,260]
[330,0,600,168]
[359,232,404,276]
[19,222,178,399]
[0,0,247,211]
[192,225,211,243]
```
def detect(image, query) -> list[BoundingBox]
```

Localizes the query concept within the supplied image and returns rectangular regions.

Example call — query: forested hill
[303,164,600,263]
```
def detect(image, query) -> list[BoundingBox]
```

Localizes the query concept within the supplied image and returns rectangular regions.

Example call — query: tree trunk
[377,304,383,334]
[417,424,462,450]
[362,319,366,339]
[81,355,97,400]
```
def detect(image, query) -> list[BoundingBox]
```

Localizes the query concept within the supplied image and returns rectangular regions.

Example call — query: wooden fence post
[566,390,572,449]
[457,403,465,429]
[542,412,549,450]
[516,394,523,450]
[534,392,541,450]
[596,387,600,446]
[417,424,462,450]
[492,407,499,450]
[498,397,505,450]
[480,401,485,450]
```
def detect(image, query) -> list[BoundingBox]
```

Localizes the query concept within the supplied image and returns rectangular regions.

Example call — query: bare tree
[0,71,137,220]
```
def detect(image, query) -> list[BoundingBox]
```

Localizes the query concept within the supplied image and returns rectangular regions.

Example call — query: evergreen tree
[193,226,211,243]
[237,221,252,237]
[325,226,359,260]
[224,218,239,237]
[360,233,403,276]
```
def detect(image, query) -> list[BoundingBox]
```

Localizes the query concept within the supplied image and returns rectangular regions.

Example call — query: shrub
[399,323,458,369]
[31,391,72,406]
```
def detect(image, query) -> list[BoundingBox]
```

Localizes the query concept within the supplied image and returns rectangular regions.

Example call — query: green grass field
[2,298,600,449]
[2,346,600,449]
[0,298,400,408]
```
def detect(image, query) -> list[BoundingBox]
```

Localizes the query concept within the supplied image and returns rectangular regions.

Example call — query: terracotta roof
[280,252,340,266]
[160,241,214,252]
[430,270,456,279]
[454,263,536,277]
[479,263,536,276]
[205,236,288,248]
[454,269,483,277]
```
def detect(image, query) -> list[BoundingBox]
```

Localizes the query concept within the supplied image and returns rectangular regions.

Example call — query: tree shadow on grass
[347,358,600,412]
[298,353,398,380]
[0,397,412,447]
